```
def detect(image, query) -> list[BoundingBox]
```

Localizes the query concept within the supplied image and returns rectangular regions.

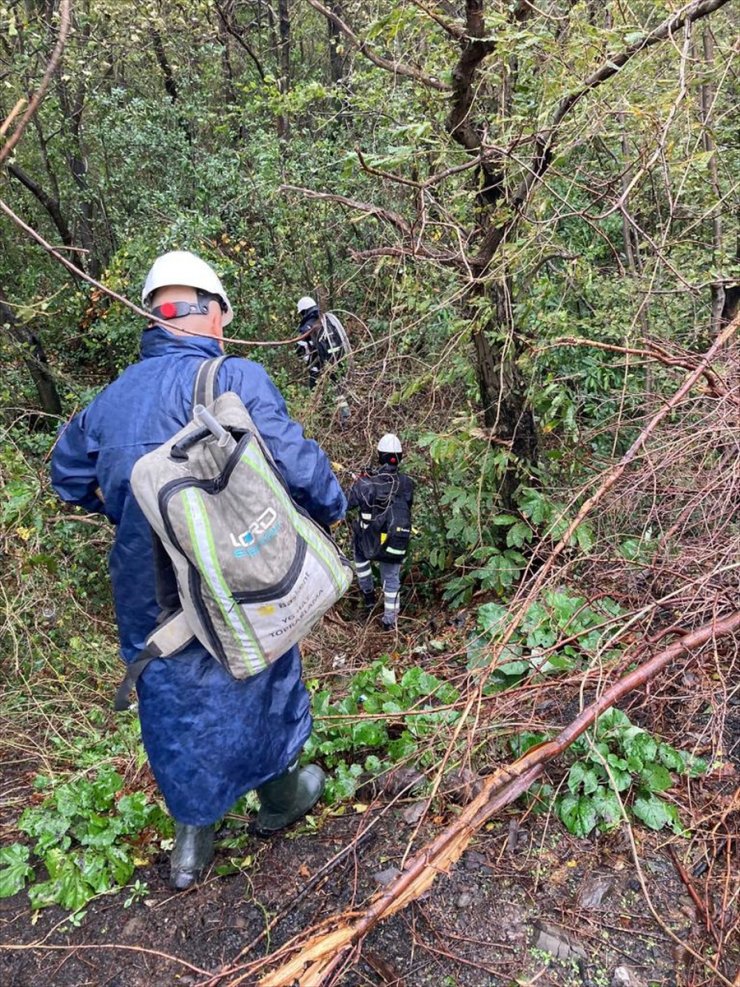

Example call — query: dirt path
[2,777,737,986]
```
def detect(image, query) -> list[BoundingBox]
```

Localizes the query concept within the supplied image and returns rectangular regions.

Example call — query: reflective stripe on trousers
[354,551,401,618]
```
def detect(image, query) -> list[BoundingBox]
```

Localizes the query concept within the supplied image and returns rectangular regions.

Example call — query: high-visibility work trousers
[354,552,402,626]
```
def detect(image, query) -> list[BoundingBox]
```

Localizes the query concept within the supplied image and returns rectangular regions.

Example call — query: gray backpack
[114,357,351,710]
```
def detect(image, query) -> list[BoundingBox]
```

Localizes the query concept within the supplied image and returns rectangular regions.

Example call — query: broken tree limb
[227,611,740,987]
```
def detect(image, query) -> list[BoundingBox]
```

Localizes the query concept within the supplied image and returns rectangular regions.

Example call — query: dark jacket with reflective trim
[347,463,414,547]
[51,327,346,824]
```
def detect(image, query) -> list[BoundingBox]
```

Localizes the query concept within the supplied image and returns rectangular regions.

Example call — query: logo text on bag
[230,507,281,558]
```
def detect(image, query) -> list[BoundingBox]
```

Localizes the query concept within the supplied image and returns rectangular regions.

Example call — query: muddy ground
[1,610,738,987]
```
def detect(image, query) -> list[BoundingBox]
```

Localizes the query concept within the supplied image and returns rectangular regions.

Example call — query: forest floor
[1,590,739,987]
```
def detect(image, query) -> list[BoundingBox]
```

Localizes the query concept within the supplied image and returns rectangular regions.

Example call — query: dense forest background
[1,1,739,984]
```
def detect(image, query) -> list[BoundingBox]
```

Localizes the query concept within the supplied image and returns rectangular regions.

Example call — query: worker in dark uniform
[295,295,351,423]
[347,434,414,629]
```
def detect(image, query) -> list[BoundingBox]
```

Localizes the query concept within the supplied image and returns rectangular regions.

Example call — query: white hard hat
[378,433,402,455]
[297,295,318,315]
[142,251,233,326]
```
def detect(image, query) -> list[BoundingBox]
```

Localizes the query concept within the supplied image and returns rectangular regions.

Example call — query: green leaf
[364,754,385,774]
[657,743,685,772]
[632,793,682,832]
[476,602,510,638]
[0,844,34,898]
[506,522,532,548]
[568,761,601,796]
[685,755,708,778]
[558,794,598,837]
[400,667,441,697]
[387,734,418,761]
[54,779,94,817]
[574,524,594,552]
[639,763,673,793]
[351,721,386,747]
[105,845,135,887]
[80,853,112,894]
[58,862,94,912]
[90,767,124,810]
[546,590,583,628]
[596,708,631,734]
[378,666,396,689]
[497,659,529,677]
[117,792,152,831]
[604,754,632,792]
[29,857,93,912]
[622,728,657,764]
[509,732,547,757]
[591,786,622,826]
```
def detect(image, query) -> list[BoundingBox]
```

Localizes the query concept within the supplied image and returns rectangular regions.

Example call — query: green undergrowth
[305,655,460,803]
[467,588,624,690]
[0,766,172,916]
[514,707,708,837]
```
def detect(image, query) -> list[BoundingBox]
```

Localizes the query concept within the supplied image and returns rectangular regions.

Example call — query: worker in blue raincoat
[51,251,346,890]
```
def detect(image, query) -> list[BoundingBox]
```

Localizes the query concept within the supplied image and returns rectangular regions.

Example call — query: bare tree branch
[0,0,72,168]
[280,183,465,266]
[214,1,266,81]
[407,0,465,40]
[7,163,74,251]
[280,183,413,237]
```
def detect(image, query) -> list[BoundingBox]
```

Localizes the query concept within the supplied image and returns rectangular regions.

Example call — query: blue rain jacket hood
[51,327,346,824]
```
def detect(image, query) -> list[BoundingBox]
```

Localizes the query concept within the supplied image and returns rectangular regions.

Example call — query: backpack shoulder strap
[113,610,194,711]
[193,355,229,408]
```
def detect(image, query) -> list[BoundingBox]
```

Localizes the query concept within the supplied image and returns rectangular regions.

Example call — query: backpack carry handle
[170,425,212,461]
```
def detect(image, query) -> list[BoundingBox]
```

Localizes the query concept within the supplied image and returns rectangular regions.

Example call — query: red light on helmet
[159,302,177,319]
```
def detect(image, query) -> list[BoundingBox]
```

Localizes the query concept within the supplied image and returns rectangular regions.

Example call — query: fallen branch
[668,846,718,942]
[241,611,740,986]
[0,941,212,978]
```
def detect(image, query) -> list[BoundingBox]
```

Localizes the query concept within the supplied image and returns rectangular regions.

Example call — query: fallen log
[228,611,740,987]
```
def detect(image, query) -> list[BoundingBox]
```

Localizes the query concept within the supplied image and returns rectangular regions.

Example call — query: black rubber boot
[362,590,376,613]
[169,823,215,890]
[252,763,326,836]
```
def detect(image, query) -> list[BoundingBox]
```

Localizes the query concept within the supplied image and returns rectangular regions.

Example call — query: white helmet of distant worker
[377,434,402,455]
[142,250,233,326]
[296,295,318,315]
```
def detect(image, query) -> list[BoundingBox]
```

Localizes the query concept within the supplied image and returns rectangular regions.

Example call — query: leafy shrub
[512,708,706,838]
[304,657,460,803]
[0,766,171,913]
[467,588,623,691]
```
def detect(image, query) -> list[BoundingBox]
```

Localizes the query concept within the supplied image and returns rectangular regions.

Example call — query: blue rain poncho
[51,327,346,824]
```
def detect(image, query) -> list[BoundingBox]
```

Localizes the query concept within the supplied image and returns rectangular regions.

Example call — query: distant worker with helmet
[51,251,346,891]
[347,434,414,629]
[295,295,351,423]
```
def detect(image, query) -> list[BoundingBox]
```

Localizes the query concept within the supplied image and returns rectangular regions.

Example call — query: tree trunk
[472,282,537,501]
[699,26,725,336]
[277,0,290,141]
[0,293,62,423]
[327,0,346,84]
